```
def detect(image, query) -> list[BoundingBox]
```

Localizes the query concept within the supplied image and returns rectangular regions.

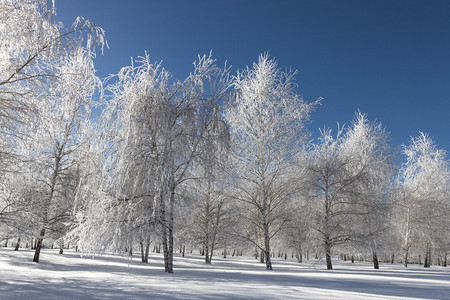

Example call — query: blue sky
[55,0,449,152]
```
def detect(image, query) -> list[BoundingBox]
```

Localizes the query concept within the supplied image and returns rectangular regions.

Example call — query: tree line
[0,0,448,273]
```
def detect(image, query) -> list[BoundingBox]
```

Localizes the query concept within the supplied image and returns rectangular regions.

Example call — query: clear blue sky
[55,0,450,153]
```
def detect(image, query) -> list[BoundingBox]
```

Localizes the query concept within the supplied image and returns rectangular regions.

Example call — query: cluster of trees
[1,0,448,273]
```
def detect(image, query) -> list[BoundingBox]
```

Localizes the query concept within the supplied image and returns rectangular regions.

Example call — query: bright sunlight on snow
[0,248,449,299]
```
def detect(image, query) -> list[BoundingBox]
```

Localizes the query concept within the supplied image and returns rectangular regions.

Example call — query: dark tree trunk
[373,252,379,269]
[325,242,332,270]
[260,250,265,263]
[209,250,214,264]
[140,242,145,262]
[144,242,150,263]
[391,253,394,264]
[424,243,431,268]
[403,247,409,267]
[14,237,20,251]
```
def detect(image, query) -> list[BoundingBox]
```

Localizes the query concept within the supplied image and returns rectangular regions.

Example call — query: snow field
[0,248,449,299]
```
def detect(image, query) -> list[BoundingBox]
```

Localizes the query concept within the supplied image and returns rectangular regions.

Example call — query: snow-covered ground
[0,248,448,299]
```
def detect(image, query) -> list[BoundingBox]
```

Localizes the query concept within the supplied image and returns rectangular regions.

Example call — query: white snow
[0,248,448,299]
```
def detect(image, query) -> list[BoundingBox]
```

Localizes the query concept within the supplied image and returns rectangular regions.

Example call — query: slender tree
[226,53,319,270]
[101,52,231,273]
[396,132,448,267]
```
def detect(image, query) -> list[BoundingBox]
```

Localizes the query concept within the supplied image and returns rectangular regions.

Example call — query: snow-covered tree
[305,127,350,270]
[20,45,100,262]
[395,132,448,267]
[225,53,319,270]
[97,52,231,273]
[183,119,231,263]
[304,112,393,270]
[0,0,105,142]
[342,112,394,269]
[0,0,105,260]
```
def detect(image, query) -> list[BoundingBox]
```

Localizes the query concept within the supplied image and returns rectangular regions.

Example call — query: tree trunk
[14,237,20,251]
[140,242,145,262]
[222,240,227,259]
[263,233,272,270]
[265,249,272,270]
[163,182,175,273]
[373,251,379,269]
[205,246,211,264]
[403,207,411,267]
[33,228,46,263]
[296,243,303,263]
[325,241,332,270]
[160,189,170,272]
[424,243,431,268]
[403,247,409,267]
[144,241,150,263]
[209,250,214,264]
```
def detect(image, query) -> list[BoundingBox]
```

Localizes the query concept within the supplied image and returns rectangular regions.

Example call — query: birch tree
[306,127,350,270]
[0,0,105,135]
[184,119,230,263]
[342,112,394,269]
[225,53,319,270]
[103,52,231,273]
[23,46,100,263]
[0,0,105,255]
[305,113,393,270]
[396,132,448,267]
